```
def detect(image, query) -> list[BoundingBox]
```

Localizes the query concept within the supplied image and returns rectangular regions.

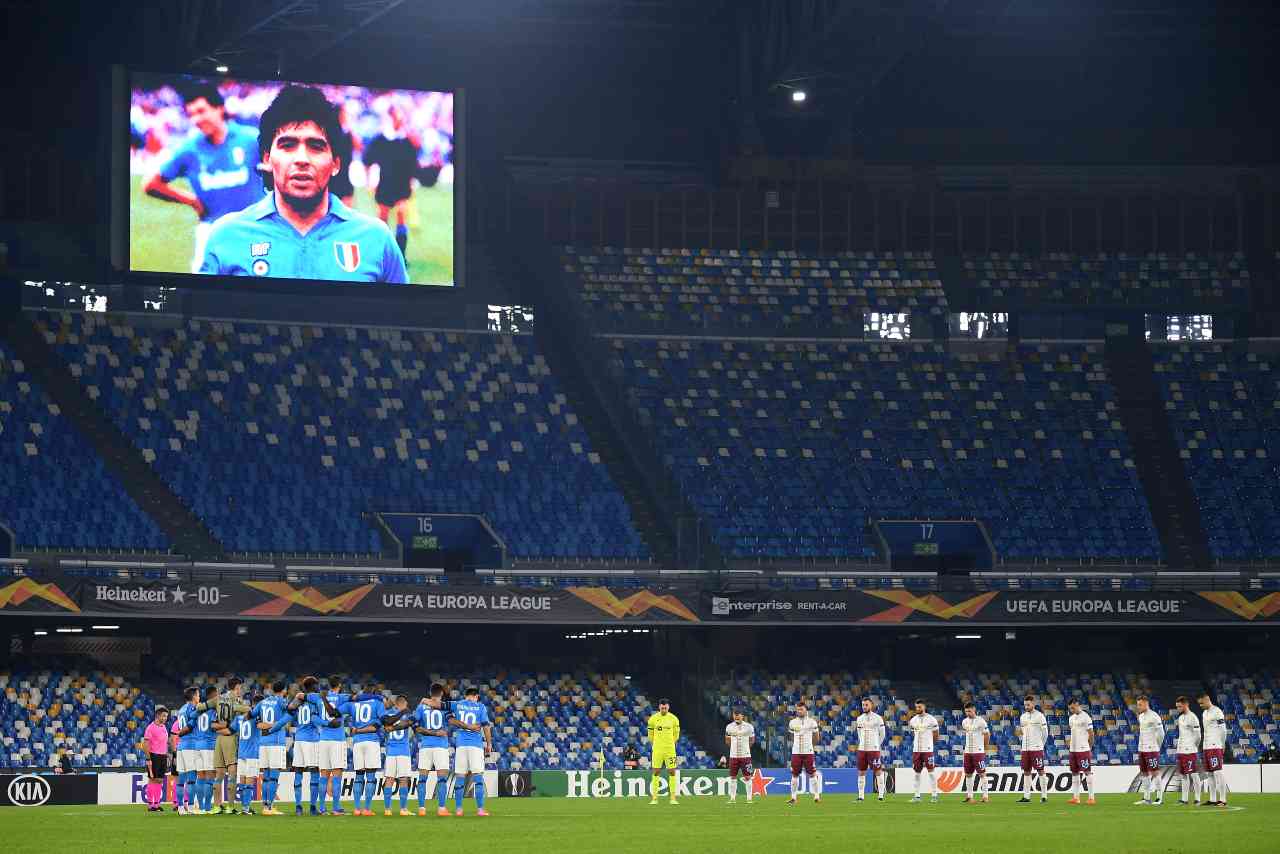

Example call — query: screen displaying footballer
[128,72,456,286]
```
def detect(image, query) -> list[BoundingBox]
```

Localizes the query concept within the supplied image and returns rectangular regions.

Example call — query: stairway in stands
[501,236,703,567]
[895,679,960,714]
[535,325,676,563]
[1105,338,1210,569]
[4,315,225,559]
[1147,679,1208,707]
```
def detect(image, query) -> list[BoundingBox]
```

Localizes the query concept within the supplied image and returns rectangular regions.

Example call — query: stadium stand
[0,658,156,769]
[1152,343,1280,559]
[607,337,1160,561]
[565,247,946,334]
[959,253,1251,307]
[34,311,648,560]
[1210,671,1278,763]
[0,342,168,551]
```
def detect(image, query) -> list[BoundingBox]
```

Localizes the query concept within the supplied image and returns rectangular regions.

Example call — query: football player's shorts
[193,749,215,772]
[291,741,319,769]
[319,741,348,772]
[175,749,196,774]
[237,759,259,779]
[258,745,287,770]
[352,741,381,771]
[651,749,677,771]
[385,755,412,779]
[213,736,238,770]
[453,746,486,775]
[418,747,450,772]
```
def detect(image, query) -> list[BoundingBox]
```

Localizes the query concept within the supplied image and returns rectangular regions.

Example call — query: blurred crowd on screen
[130,79,454,182]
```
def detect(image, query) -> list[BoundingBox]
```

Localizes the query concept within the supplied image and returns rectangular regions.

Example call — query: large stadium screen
[124,72,458,287]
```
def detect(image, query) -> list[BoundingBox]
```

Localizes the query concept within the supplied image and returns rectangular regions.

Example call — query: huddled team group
[715,692,1231,807]
[139,676,494,817]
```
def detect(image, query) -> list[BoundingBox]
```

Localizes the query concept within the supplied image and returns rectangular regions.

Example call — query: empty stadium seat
[0,343,167,551]
[960,252,1250,308]
[1210,671,1277,763]
[37,312,647,560]
[566,247,946,334]
[608,337,1159,560]
[1153,343,1280,558]
[0,658,156,769]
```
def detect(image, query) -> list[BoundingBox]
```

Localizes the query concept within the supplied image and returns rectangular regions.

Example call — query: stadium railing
[9,554,1270,593]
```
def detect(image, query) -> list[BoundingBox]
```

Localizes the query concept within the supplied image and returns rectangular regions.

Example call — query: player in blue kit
[382,696,415,816]
[291,676,325,816]
[252,681,300,815]
[450,686,494,817]
[414,684,453,816]
[198,85,408,283]
[143,83,262,272]
[317,675,350,815]
[233,699,263,815]
[170,686,200,814]
[192,685,229,813]
[324,689,407,815]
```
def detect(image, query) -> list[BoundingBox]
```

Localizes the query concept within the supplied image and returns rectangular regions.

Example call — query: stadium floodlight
[32,630,47,636]
[236,626,248,635]
[1005,631,1017,640]
[215,65,229,73]
[91,625,120,630]
[792,89,807,103]
[55,627,82,633]
[954,634,981,639]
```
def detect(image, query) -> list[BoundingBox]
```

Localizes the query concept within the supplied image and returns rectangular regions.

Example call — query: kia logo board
[5,775,50,806]
[0,773,95,806]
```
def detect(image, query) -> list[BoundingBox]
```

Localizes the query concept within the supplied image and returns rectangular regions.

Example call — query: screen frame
[110,65,464,295]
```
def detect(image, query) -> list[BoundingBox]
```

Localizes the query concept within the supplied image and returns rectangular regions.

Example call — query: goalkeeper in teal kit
[198,85,408,283]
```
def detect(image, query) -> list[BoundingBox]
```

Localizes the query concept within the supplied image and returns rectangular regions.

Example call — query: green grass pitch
[2,795,1275,854]
[128,178,455,285]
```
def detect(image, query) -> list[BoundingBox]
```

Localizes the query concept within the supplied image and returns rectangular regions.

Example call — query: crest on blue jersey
[334,241,361,273]
[252,259,270,276]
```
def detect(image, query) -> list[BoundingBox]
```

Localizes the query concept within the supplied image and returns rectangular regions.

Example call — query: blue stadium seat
[38,312,647,560]
[1153,343,1280,558]
[0,343,167,551]
[566,247,946,334]
[960,252,1250,308]
[608,337,1159,560]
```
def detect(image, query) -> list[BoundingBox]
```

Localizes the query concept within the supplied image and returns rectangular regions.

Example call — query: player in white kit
[1134,695,1166,805]
[854,698,886,802]
[1172,696,1203,805]
[1066,698,1096,805]
[1016,694,1049,803]
[787,702,822,805]
[907,700,940,803]
[960,702,990,803]
[724,709,755,804]
[1197,692,1229,807]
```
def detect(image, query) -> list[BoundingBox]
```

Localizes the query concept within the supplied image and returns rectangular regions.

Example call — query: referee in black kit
[364,102,426,258]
